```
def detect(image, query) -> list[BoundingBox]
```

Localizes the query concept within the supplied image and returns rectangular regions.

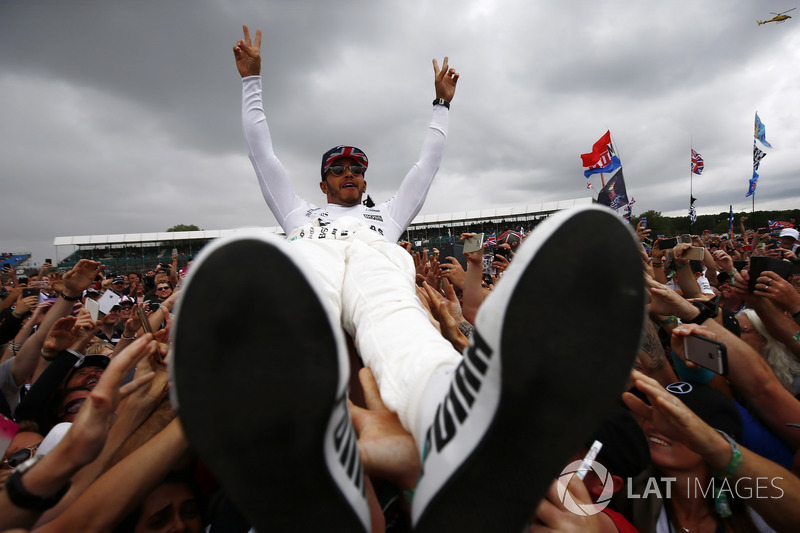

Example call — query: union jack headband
[320,145,368,179]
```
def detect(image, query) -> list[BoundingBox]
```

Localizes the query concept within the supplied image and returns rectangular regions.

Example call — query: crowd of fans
[0,20,798,532]
[0,213,797,532]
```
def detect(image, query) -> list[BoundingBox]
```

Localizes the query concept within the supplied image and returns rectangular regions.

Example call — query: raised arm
[236,25,313,233]
[624,371,800,533]
[389,57,460,233]
[0,335,156,531]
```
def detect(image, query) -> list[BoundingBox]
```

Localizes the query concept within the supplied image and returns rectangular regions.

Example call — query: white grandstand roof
[53,198,594,247]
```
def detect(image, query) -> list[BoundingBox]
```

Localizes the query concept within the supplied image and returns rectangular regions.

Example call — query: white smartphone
[86,298,100,322]
[463,233,484,253]
[685,246,705,261]
[684,333,728,375]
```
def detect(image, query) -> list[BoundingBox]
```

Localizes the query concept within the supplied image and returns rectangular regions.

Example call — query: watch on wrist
[6,455,71,512]
[683,301,715,325]
[432,98,450,109]
[59,292,81,302]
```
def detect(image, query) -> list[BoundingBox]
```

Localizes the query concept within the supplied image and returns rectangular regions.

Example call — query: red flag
[580,131,613,168]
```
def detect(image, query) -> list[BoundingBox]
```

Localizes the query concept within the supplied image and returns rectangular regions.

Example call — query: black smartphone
[640,217,648,229]
[147,301,161,313]
[659,237,678,249]
[45,258,52,264]
[493,246,509,259]
[733,261,747,271]
[748,256,793,292]
[22,288,39,298]
[684,333,728,375]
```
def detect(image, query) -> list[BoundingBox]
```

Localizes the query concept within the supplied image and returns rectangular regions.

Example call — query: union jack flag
[321,145,368,174]
[483,232,497,247]
[691,149,704,175]
[769,220,794,230]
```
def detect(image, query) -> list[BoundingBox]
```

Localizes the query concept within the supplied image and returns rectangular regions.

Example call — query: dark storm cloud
[1,0,798,264]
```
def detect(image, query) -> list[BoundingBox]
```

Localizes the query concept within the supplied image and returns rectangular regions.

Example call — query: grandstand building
[52,198,593,274]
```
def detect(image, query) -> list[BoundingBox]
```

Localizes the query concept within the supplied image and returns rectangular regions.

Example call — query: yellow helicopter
[757,8,796,25]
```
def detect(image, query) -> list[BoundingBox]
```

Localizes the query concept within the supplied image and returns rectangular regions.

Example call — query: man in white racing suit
[237,25,462,437]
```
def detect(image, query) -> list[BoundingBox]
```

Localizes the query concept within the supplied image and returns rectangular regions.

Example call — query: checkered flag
[753,141,766,171]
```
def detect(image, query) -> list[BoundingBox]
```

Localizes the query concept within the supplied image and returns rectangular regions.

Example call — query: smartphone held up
[683,333,727,375]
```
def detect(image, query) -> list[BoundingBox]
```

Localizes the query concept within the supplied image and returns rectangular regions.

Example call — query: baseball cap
[664,381,742,440]
[70,354,110,374]
[497,230,523,249]
[779,228,799,240]
[320,146,368,180]
[112,276,125,284]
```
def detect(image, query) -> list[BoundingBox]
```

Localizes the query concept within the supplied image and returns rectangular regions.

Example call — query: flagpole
[605,128,620,189]
[689,141,694,228]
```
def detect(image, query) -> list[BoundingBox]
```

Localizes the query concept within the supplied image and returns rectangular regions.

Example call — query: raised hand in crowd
[413,249,440,288]
[650,238,669,284]
[670,242,703,299]
[491,245,511,276]
[35,311,99,381]
[624,370,800,533]
[635,219,651,244]
[419,280,469,353]
[439,256,466,291]
[0,286,23,312]
[13,294,39,318]
[711,249,736,276]
[529,477,606,533]
[743,268,800,316]
[8,261,101,391]
[62,260,104,300]
[113,303,144,354]
[0,335,157,531]
[781,247,797,261]
[452,233,490,324]
[640,247,655,279]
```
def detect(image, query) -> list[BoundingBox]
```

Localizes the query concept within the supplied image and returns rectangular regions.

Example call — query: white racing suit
[243,76,461,436]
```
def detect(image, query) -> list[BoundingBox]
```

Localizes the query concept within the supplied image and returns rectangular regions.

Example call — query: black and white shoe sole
[413,205,645,532]
[169,232,369,532]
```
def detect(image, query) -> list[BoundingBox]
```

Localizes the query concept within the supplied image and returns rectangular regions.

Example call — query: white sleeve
[385,105,449,233]
[242,76,313,233]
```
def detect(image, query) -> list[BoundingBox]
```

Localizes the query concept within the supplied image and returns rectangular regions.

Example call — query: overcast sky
[2,0,799,265]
